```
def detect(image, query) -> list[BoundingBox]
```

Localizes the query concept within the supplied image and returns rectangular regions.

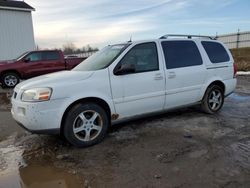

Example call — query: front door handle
[154,73,164,80]
[168,72,176,79]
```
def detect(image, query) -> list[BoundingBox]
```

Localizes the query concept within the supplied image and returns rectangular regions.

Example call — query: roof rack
[159,34,216,40]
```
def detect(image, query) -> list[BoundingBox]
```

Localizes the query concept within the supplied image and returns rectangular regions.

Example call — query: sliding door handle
[168,72,176,79]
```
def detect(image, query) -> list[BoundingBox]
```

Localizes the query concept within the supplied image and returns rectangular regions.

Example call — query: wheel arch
[60,97,112,135]
[0,70,21,79]
[0,70,22,87]
[207,80,225,93]
[201,79,226,100]
[200,80,226,114]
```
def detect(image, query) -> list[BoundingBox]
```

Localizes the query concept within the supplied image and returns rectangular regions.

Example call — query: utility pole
[236,29,240,49]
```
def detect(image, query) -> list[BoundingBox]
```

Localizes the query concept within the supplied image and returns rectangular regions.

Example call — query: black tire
[201,85,224,114]
[63,103,109,147]
[1,72,20,88]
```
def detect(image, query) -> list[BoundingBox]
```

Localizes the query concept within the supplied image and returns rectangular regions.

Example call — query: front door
[21,52,44,78]
[109,42,166,119]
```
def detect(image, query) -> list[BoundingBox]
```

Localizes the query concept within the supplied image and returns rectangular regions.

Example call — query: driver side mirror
[114,64,136,75]
[24,57,30,63]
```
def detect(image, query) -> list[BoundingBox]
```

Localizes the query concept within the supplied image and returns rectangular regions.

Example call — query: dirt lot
[0,76,250,188]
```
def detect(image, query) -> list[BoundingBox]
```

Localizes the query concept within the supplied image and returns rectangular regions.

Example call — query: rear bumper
[224,78,237,97]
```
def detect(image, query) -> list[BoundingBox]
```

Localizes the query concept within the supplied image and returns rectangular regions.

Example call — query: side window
[43,51,60,61]
[201,41,230,63]
[119,42,159,73]
[161,41,203,69]
[25,52,42,62]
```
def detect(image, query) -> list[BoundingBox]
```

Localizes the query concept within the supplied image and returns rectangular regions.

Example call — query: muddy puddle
[0,135,82,188]
[0,165,82,188]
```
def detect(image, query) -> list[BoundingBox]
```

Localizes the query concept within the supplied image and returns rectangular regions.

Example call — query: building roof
[0,0,35,11]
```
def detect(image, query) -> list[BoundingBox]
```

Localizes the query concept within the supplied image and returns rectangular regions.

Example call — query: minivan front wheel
[201,85,224,114]
[63,103,109,147]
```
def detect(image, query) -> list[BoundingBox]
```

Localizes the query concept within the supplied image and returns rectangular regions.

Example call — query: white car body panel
[11,38,237,133]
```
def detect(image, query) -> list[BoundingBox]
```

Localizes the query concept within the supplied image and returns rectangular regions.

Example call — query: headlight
[21,88,52,102]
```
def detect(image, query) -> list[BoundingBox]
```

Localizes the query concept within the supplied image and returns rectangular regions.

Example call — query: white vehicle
[11,34,237,147]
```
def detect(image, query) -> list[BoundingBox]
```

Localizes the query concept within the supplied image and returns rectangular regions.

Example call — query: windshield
[16,52,29,61]
[73,44,130,71]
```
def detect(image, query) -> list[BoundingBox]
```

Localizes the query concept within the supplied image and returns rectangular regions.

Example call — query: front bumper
[15,121,60,135]
[11,95,66,134]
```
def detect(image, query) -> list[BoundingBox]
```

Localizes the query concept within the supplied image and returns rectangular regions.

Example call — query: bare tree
[61,42,99,54]
[63,42,76,55]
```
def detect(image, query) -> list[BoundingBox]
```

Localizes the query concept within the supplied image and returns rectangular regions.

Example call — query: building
[0,0,35,61]
[216,31,250,49]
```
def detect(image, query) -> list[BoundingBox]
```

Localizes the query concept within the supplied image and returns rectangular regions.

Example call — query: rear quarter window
[201,41,230,63]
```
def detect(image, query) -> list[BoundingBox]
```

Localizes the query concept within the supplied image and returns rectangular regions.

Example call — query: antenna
[128,35,132,42]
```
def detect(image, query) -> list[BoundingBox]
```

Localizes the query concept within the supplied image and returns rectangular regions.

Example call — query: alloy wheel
[4,75,18,87]
[208,89,222,111]
[73,110,103,142]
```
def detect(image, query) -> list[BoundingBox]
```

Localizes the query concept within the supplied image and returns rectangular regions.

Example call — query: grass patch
[230,47,250,71]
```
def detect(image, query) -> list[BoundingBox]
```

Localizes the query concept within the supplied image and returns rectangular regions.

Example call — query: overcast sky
[25,0,250,49]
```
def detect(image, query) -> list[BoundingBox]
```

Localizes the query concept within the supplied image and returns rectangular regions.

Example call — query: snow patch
[237,71,250,75]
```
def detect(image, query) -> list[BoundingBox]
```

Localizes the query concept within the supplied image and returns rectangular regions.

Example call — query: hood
[16,70,94,90]
[0,60,16,65]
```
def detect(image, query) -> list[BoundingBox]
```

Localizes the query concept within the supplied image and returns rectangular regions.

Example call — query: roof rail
[159,34,216,40]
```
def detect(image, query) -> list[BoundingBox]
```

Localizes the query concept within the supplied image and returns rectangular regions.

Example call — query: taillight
[233,63,237,78]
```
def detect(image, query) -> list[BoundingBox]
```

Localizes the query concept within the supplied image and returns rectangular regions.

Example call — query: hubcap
[208,89,222,111]
[4,75,18,87]
[73,110,103,142]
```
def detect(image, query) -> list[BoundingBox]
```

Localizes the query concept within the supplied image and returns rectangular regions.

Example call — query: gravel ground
[0,75,249,188]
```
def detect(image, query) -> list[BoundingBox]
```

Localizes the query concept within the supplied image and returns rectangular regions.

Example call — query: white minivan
[11,35,237,147]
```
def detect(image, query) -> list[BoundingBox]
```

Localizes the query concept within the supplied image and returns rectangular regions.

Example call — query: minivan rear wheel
[63,103,109,147]
[201,85,224,114]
